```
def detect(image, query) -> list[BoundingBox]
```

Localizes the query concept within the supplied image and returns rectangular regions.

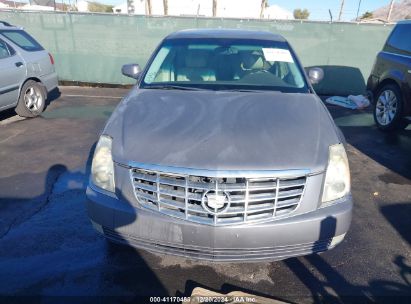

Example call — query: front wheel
[373,84,408,132]
[15,80,46,118]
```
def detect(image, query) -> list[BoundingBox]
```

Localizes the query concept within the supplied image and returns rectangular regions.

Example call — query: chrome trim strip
[126,162,310,178]
[184,178,188,219]
[382,51,411,59]
[273,178,280,217]
[244,179,249,222]
[156,173,160,211]
[0,85,19,95]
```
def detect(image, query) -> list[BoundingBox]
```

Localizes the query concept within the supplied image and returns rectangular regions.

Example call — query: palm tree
[163,0,168,15]
[260,0,268,19]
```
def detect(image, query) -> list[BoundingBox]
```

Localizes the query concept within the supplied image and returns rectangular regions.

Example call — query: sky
[268,0,391,21]
[57,0,393,21]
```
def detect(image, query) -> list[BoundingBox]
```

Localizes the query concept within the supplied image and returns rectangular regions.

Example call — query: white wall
[216,0,261,18]
[150,0,165,15]
[76,0,89,12]
[132,0,146,14]
[129,0,165,15]
[167,0,212,17]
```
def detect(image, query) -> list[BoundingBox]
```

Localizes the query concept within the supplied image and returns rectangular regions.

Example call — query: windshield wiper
[144,85,208,91]
[219,89,265,93]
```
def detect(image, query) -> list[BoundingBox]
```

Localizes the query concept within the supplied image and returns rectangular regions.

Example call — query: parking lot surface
[0,86,410,303]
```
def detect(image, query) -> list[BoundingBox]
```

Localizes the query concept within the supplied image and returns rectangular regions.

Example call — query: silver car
[0,21,58,117]
[86,29,353,262]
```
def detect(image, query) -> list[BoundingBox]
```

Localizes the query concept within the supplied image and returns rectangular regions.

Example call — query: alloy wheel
[375,89,398,126]
[24,86,43,113]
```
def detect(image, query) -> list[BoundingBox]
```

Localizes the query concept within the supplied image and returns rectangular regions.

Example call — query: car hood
[105,89,340,173]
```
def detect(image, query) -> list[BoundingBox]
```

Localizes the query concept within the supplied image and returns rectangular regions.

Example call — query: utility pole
[338,0,345,21]
[356,0,362,21]
[163,0,168,15]
[146,0,152,16]
[260,0,267,19]
[212,0,217,17]
[387,0,395,22]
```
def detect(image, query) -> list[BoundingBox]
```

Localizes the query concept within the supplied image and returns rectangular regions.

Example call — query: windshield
[141,38,308,93]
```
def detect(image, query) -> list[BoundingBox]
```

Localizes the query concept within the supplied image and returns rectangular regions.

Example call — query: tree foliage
[360,11,373,19]
[293,8,310,20]
[88,1,113,13]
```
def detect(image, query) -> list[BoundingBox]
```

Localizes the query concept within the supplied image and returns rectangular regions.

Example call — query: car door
[405,31,411,102]
[399,25,411,113]
[0,38,26,109]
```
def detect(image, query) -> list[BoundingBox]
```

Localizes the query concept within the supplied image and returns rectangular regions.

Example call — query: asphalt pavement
[0,86,410,303]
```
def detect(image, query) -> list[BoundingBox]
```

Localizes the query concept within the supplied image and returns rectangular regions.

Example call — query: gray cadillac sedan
[86,29,352,262]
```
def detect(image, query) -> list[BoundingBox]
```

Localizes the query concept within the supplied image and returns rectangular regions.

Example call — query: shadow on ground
[0,148,170,303]
[327,104,411,180]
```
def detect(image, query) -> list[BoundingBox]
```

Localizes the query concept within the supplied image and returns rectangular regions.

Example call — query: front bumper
[86,186,352,262]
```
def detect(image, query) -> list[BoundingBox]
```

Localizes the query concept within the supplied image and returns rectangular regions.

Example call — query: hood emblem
[201,190,231,215]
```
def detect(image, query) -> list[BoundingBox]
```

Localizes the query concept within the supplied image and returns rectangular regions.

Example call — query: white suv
[0,21,58,117]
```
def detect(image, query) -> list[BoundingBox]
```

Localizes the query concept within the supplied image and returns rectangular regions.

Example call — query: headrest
[185,50,208,68]
[241,51,264,70]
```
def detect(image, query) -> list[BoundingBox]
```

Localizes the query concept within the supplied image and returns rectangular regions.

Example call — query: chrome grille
[130,167,306,226]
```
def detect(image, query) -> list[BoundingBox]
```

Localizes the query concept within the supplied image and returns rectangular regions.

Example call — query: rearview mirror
[121,64,141,80]
[307,67,324,85]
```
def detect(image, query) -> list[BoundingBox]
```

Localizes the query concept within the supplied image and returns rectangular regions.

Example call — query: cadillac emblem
[201,190,231,215]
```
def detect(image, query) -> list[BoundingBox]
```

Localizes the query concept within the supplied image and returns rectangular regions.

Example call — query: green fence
[0,11,394,95]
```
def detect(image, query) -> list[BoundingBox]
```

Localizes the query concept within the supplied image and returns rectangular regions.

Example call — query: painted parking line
[0,115,25,126]
[62,94,123,99]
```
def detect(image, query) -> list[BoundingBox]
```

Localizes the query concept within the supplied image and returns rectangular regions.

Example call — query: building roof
[21,4,54,11]
[0,0,26,7]
[165,29,286,42]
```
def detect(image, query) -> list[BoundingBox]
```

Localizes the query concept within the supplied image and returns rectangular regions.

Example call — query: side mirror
[122,63,142,79]
[307,67,324,85]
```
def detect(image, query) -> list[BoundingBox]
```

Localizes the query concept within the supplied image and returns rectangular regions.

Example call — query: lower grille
[104,227,330,261]
[130,167,307,226]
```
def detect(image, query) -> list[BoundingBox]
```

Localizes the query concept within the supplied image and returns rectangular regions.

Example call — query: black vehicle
[367,20,411,131]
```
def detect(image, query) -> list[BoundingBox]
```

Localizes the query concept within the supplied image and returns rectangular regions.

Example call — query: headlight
[322,143,350,203]
[91,135,115,192]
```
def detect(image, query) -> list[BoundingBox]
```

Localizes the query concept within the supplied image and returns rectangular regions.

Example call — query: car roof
[165,28,287,42]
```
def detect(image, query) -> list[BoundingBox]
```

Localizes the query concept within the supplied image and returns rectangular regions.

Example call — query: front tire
[373,84,408,132]
[15,80,46,118]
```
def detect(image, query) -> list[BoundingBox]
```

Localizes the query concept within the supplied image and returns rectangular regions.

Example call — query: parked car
[86,29,352,262]
[367,20,411,131]
[0,21,58,117]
